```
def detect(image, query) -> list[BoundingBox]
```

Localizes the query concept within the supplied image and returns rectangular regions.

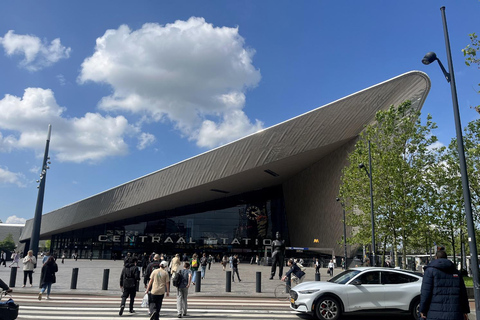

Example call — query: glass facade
[51,186,288,260]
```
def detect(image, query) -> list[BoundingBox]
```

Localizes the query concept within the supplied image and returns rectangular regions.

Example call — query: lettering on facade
[97,234,272,246]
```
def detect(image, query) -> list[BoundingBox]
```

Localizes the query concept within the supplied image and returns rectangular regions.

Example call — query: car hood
[293,281,343,291]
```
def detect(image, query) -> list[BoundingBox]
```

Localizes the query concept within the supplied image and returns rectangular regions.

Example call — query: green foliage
[0,233,16,252]
[462,32,480,113]
[340,100,439,267]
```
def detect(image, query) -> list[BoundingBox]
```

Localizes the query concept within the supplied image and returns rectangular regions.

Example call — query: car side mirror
[350,279,362,285]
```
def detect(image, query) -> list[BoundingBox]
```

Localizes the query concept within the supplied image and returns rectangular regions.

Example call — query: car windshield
[328,269,362,284]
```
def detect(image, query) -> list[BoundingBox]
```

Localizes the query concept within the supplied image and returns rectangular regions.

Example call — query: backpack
[191,259,198,268]
[173,271,183,287]
[200,257,207,266]
[123,266,137,288]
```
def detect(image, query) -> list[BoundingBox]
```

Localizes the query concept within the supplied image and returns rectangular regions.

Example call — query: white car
[289,267,422,320]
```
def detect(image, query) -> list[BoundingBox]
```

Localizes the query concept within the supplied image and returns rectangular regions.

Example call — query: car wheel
[410,297,420,320]
[314,296,341,320]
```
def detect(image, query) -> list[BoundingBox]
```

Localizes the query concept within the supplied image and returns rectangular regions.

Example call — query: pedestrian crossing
[9,294,300,320]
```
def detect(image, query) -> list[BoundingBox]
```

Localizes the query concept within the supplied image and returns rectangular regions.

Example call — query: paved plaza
[0,258,333,297]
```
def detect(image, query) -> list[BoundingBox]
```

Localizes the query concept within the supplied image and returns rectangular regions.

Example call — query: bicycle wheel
[274,283,291,301]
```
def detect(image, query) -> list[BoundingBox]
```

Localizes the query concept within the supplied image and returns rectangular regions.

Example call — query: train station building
[19,71,431,261]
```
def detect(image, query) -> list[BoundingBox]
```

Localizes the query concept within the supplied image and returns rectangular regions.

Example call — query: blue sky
[0,1,479,225]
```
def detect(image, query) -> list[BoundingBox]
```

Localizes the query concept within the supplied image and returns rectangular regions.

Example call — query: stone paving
[0,258,333,297]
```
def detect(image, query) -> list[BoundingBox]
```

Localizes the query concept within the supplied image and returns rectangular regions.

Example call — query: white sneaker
[47,296,51,300]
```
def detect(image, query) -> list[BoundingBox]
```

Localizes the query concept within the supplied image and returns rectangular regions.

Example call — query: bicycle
[274,277,300,301]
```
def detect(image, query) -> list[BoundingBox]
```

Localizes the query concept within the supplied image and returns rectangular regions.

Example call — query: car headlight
[298,289,320,294]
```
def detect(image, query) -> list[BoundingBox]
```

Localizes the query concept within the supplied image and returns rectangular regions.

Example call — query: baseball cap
[160,260,168,267]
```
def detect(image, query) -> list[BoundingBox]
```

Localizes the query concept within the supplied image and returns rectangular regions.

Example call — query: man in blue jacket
[419,250,469,320]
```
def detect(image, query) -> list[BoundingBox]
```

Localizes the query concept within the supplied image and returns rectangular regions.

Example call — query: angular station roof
[20,71,431,242]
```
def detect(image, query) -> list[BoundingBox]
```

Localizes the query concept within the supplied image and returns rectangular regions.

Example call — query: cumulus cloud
[78,17,263,148]
[5,215,26,224]
[0,167,26,187]
[0,30,71,71]
[0,88,133,163]
[137,132,156,150]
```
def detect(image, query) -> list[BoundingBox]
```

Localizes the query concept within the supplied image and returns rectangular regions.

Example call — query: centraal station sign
[97,234,273,246]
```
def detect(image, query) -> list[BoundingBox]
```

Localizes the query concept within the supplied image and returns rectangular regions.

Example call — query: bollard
[9,267,17,288]
[71,268,79,289]
[195,271,201,292]
[102,269,109,290]
[226,271,231,292]
[256,271,261,293]
[315,273,320,281]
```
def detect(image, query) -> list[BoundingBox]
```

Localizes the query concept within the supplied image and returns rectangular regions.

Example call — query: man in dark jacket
[144,254,161,288]
[119,257,140,316]
[419,250,469,320]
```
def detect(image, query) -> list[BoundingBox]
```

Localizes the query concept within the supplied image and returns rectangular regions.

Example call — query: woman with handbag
[38,256,58,300]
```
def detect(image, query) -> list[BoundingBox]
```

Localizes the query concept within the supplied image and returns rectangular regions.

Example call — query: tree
[339,100,439,268]
[0,233,16,252]
[462,32,480,114]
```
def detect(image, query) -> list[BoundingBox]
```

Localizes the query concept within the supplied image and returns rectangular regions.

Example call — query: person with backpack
[144,254,161,288]
[200,253,208,279]
[175,262,192,318]
[145,260,170,320]
[119,257,140,315]
[190,253,199,285]
[38,256,58,300]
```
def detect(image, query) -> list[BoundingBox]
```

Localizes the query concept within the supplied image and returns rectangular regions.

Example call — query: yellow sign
[314,239,319,243]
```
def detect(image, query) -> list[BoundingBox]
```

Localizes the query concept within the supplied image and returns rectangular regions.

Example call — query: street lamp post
[359,140,375,267]
[422,6,480,319]
[29,124,52,258]
[336,198,348,270]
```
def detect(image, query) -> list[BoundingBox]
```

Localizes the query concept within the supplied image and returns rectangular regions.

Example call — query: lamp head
[422,52,437,65]
[336,197,340,202]
[358,163,365,169]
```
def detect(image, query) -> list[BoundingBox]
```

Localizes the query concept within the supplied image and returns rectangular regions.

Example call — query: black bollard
[256,271,261,293]
[102,269,109,290]
[315,273,321,281]
[71,267,79,289]
[9,267,17,287]
[195,271,201,292]
[226,271,231,292]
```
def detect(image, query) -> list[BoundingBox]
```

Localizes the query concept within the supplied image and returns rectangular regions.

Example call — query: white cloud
[137,132,156,150]
[5,215,26,224]
[0,88,134,163]
[78,17,263,148]
[0,30,71,71]
[0,167,26,187]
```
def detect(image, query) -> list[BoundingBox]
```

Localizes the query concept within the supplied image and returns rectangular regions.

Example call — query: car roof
[347,267,423,277]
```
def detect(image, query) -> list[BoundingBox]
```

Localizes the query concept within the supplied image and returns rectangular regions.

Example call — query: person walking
[119,257,140,315]
[38,256,58,300]
[22,250,36,287]
[190,254,199,285]
[0,251,6,267]
[61,252,65,264]
[145,260,170,320]
[207,255,213,270]
[328,259,335,277]
[419,250,469,320]
[176,262,192,318]
[232,254,241,282]
[9,251,20,268]
[144,254,161,289]
[222,255,228,271]
[200,253,208,279]
[169,253,181,279]
[315,258,320,274]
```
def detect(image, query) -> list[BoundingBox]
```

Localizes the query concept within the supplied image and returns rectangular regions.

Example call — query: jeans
[192,270,197,283]
[121,287,136,311]
[23,270,33,285]
[201,266,206,278]
[150,294,165,320]
[176,287,188,315]
[40,282,52,296]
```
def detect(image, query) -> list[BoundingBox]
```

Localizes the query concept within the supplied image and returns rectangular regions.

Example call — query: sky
[0,1,479,225]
